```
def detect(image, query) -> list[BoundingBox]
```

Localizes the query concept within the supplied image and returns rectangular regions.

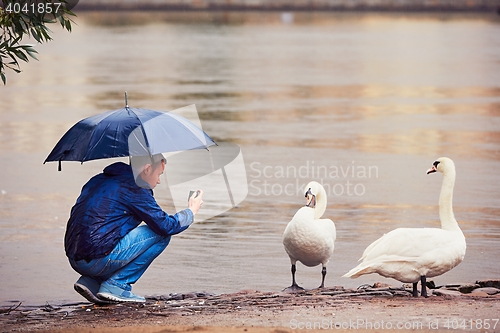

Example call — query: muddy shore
[2,281,499,333]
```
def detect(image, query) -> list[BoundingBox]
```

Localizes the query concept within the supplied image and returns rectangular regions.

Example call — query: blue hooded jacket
[65,162,194,261]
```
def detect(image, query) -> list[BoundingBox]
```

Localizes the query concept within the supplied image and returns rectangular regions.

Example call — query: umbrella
[44,100,216,171]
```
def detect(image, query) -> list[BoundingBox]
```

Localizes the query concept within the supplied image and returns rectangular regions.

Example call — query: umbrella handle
[125,91,128,108]
[58,149,70,171]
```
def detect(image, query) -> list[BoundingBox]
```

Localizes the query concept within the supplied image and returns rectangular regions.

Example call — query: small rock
[443,283,465,290]
[476,279,500,289]
[426,280,437,289]
[364,287,391,292]
[145,295,165,301]
[432,289,463,297]
[372,282,392,288]
[458,284,480,294]
[471,287,500,295]
[167,293,184,301]
[195,291,215,297]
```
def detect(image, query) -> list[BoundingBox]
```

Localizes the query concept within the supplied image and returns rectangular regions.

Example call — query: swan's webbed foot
[284,264,305,292]
[283,283,305,292]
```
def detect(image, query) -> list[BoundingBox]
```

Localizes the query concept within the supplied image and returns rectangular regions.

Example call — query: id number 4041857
[443,319,499,330]
[3,2,63,15]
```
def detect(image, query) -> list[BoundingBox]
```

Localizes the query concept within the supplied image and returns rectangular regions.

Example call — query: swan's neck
[314,188,327,219]
[439,169,459,231]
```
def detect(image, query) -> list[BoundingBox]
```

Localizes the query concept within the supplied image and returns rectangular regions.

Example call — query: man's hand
[188,190,204,215]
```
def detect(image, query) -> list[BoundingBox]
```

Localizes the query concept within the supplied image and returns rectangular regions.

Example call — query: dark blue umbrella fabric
[44,107,216,170]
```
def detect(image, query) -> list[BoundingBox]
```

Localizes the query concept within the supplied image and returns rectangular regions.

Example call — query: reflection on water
[0,11,499,305]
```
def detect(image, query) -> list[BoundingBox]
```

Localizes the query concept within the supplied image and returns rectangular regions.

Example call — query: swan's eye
[433,161,440,168]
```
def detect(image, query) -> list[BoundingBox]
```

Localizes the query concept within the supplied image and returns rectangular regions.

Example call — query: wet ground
[1,280,500,332]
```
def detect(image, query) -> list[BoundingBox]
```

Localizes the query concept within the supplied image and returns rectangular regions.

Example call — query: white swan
[343,157,466,297]
[283,181,337,290]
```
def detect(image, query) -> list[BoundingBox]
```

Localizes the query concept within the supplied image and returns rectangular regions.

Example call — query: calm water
[1,11,500,306]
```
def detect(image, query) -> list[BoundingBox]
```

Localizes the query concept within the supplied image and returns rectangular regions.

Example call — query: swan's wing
[283,207,314,236]
[346,228,465,281]
[283,207,315,259]
[360,228,459,262]
[317,218,336,241]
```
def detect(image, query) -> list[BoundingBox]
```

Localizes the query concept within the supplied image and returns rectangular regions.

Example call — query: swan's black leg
[291,264,298,287]
[286,264,303,290]
[319,266,326,289]
[412,282,419,297]
[421,275,428,298]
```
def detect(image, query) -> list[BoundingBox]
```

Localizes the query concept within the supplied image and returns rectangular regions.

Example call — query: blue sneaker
[74,276,113,305]
[97,282,146,303]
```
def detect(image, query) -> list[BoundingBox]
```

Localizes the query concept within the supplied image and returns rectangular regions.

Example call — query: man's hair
[130,153,166,173]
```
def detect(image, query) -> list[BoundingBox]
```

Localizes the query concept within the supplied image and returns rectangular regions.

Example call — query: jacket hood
[103,162,132,176]
[103,161,152,189]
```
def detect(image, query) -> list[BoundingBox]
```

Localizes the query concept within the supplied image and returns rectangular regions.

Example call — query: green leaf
[10,36,22,46]
[26,48,39,61]
[19,18,28,33]
[1,72,6,85]
[40,27,52,41]
[65,20,72,32]
[30,28,42,43]
[13,49,29,62]
[7,53,20,66]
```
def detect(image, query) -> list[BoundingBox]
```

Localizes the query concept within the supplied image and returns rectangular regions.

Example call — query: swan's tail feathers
[342,265,373,279]
[343,254,419,278]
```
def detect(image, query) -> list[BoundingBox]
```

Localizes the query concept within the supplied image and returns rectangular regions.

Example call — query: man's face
[140,160,165,189]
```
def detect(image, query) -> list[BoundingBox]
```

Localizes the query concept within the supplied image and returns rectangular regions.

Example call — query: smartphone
[188,190,200,200]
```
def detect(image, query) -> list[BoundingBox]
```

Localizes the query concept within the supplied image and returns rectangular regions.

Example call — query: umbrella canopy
[44,106,216,170]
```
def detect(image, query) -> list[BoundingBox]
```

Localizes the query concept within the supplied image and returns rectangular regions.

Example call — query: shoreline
[2,281,499,332]
[71,1,500,13]
[73,6,500,13]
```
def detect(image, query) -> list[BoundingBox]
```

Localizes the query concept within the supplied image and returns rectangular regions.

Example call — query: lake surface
[0,11,499,306]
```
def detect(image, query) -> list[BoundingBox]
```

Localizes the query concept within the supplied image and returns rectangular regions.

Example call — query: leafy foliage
[0,0,75,84]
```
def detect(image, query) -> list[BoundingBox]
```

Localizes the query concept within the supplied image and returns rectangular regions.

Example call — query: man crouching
[65,153,203,303]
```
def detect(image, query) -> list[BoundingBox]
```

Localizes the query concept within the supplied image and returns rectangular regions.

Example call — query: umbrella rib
[128,108,154,155]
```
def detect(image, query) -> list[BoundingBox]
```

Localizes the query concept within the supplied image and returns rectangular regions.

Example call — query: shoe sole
[74,283,114,305]
[97,291,146,303]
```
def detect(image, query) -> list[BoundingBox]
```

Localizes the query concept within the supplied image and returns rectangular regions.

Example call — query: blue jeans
[69,225,171,291]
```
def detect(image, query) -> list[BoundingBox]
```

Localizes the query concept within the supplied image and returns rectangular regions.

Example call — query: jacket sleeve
[127,189,194,237]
